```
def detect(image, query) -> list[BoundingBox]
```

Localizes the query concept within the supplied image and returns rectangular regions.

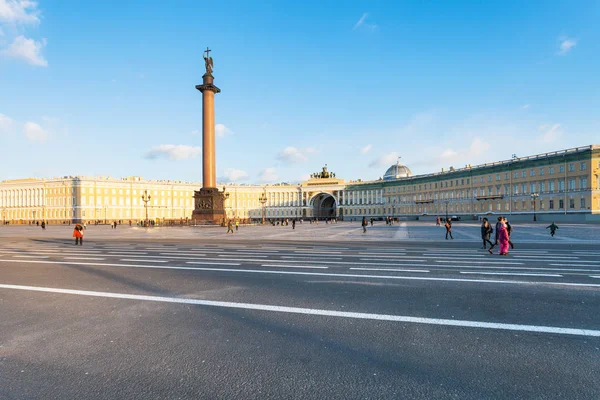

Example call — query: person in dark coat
[546,222,559,237]
[505,218,514,249]
[488,216,503,254]
[361,217,368,233]
[480,218,494,249]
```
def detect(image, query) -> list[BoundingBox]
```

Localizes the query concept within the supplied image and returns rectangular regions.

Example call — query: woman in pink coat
[496,219,510,255]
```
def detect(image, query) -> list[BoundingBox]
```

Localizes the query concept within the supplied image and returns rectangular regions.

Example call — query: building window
[549,200,554,209]
[540,182,545,192]
[559,199,564,209]
[568,163,575,172]
[496,174,500,181]
[530,183,536,192]
[549,167,555,174]
[539,168,544,176]
[568,179,576,190]
[549,181,555,192]
[559,180,565,191]
[580,162,586,171]
[580,198,586,209]
[522,171,527,178]
[530,169,535,177]
[559,165,565,173]
[569,198,575,209]
[504,173,509,180]
[513,172,518,179]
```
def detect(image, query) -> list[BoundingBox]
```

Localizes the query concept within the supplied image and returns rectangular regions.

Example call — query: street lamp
[259,191,267,225]
[141,190,151,227]
[531,192,539,222]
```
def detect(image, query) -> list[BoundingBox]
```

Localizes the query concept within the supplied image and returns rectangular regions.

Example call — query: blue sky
[1,0,599,184]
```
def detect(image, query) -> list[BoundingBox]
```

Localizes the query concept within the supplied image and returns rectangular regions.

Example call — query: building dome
[383,162,412,180]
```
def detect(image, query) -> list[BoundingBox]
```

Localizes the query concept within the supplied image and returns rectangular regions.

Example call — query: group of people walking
[481,216,513,255]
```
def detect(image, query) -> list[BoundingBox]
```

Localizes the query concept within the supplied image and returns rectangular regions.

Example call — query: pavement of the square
[1,220,598,244]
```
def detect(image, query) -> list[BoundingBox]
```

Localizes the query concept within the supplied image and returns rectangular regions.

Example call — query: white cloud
[522,104,530,109]
[276,146,316,164]
[557,36,577,55]
[0,113,14,133]
[2,35,47,66]
[215,123,232,137]
[23,121,47,142]
[538,123,562,143]
[258,168,278,183]
[0,0,40,25]
[353,12,377,31]
[353,13,368,30]
[218,168,248,182]
[144,144,201,160]
[360,144,372,154]
[369,151,399,168]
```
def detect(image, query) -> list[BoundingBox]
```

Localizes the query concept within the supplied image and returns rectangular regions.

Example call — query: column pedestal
[192,188,226,225]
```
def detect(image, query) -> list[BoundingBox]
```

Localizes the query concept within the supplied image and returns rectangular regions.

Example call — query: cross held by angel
[204,47,214,74]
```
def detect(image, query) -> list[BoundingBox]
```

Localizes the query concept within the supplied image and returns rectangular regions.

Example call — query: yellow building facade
[1,145,599,224]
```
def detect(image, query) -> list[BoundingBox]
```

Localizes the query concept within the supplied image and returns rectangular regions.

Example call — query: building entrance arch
[311,193,336,219]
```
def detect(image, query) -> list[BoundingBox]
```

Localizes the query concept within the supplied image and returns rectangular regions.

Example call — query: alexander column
[192,47,226,224]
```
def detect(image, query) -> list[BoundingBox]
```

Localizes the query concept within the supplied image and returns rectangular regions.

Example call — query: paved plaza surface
[1,224,599,399]
[1,220,599,244]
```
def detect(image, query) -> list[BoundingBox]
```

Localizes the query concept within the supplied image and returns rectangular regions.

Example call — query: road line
[459,272,563,277]
[359,258,428,263]
[551,263,600,266]
[120,259,168,263]
[514,256,579,260]
[108,251,148,255]
[261,264,329,269]
[0,283,598,337]
[2,259,600,288]
[590,276,600,279]
[185,261,242,266]
[280,256,343,260]
[64,257,106,261]
[0,259,241,270]
[13,255,49,258]
[350,268,430,273]
[436,260,524,265]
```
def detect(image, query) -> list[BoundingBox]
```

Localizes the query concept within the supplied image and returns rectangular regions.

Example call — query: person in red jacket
[73,224,83,246]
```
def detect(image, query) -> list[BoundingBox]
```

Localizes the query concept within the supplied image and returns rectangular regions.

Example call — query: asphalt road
[1,237,599,399]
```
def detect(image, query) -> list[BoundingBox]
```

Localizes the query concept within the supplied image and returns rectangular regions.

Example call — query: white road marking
[514,256,579,260]
[350,268,430,273]
[64,257,106,261]
[0,259,241,270]
[460,272,563,277]
[218,254,268,258]
[283,254,345,258]
[590,276,600,279]
[437,260,524,265]
[185,261,242,266]
[360,258,428,263]
[236,250,280,253]
[13,255,49,258]
[281,256,343,260]
[108,251,148,255]
[551,263,600,267]
[0,283,598,337]
[261,264,329,269]
[120,259,168,263]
